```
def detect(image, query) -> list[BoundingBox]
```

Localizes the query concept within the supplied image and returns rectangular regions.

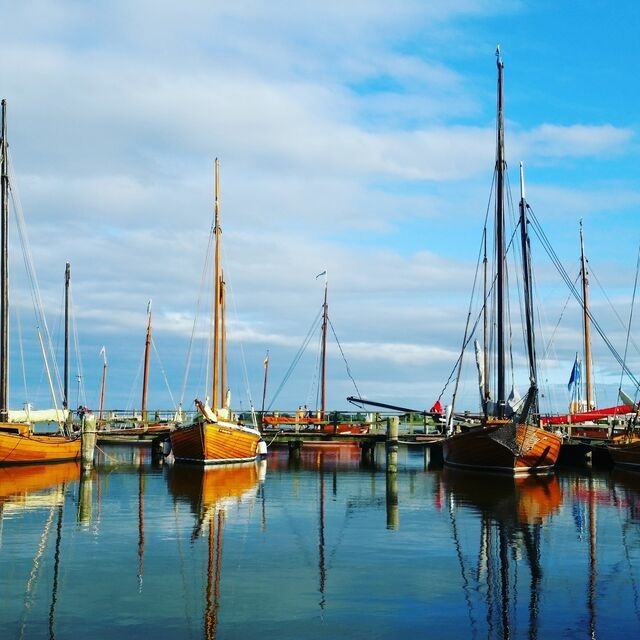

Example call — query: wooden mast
[220,269,227,409]
[141,300,152,424]
[212,159,222,412]
[495,47,506,418]
[580,221,593,410]
[0,99,8,421]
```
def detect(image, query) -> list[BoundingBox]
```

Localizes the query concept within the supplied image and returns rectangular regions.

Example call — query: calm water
[1,443,639,639]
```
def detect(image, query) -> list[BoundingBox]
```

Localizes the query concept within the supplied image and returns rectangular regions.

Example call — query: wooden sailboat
[441,51,562,475]
[541,223,630,435]
[262,274,369,435]
[97,302,176,444]
[168,159,264,464]
[0,99,82,465]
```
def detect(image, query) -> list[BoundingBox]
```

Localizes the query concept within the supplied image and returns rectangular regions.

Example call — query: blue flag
[568,357,581,391]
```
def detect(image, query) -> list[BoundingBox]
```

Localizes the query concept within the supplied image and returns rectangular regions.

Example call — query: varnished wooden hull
[0,426,82,465]
[442,423,562,475]
[608,441,640,471]
[169,420,262,465]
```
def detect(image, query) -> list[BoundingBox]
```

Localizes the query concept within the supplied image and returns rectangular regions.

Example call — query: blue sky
[1,1,639,417]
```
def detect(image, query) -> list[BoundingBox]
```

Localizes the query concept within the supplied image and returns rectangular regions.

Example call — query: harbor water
[0,443,639,639]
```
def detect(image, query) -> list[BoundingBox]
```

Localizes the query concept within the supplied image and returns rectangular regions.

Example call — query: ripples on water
[0,444,639,639]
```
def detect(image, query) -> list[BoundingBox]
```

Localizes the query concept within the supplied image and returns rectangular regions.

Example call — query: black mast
[0,100,8,421]
[519,163,538,419]
[495,48,506,418]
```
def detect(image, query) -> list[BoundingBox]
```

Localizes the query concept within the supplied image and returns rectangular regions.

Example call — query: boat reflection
[267,444,363,472]
[440,469,562,524]
[0,461,81,511]
[165,462,264,639]
[610,469,640,523]
[0,461,82,640]
[440,470,562,639]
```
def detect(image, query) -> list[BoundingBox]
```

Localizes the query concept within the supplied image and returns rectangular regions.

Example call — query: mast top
[496,45,503,68]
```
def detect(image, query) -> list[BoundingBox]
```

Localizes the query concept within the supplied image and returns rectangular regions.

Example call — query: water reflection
[2,449,640,639]
[165,462,264,639]
[0,462,80,511]
[440,471,562,640]
[0,462,81,640]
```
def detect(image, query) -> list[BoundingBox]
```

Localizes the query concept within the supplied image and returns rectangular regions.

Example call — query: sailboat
[441,50,562,474]
[97,301,177,444]
[541,223,630,435]
[0,100,84,465]
[168,159,265,464]
[262,274,369,435]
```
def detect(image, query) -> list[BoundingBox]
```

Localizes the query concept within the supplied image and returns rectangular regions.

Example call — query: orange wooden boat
[168,160,263,465]
[0,424,81,465]
[0,101,82,466]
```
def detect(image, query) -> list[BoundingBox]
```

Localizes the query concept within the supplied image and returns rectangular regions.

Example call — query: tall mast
[580,221,593,410]
[141,300,152,423]
[320,276,328,420]
[0,99,8,421]
[482,227,490,417]
[63,262,70,410]
[211,159,222,411]
[495,47,506,418]
[519,163,538,417]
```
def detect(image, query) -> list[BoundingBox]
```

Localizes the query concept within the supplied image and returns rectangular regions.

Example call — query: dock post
[81,413,97,469]
[386,416,399,472]
[386,416,399,528]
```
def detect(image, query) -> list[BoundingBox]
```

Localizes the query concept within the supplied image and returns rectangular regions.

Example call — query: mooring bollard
[386,416,399,473]
[81,413,97,469]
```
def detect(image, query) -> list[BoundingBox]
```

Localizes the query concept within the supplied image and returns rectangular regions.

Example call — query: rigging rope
[266,307,322,411]
[620,244,640,404]
[8,149,65,409]
[178,223,215,409]
[328,317,362,399]
[527,204,640,394]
